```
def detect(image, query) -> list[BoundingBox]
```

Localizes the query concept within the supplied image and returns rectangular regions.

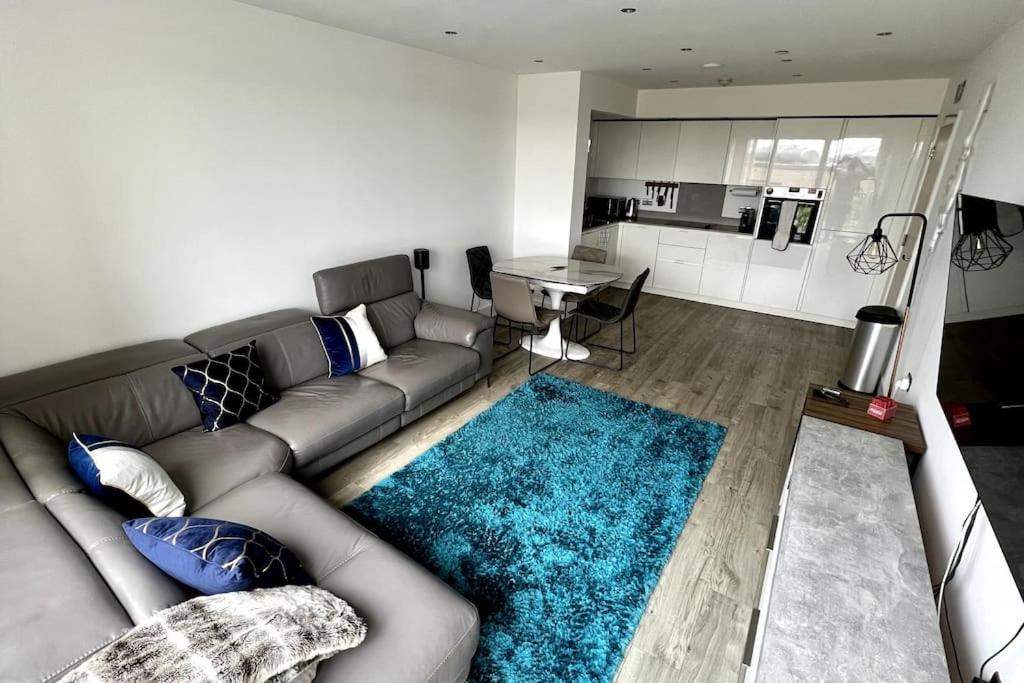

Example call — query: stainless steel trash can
[839,306,902,394]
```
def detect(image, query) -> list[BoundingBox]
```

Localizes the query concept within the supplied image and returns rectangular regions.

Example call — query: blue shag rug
[345,374,726,682]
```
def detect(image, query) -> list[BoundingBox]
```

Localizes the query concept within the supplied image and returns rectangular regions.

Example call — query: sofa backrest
[312,254,422,349]
[0,340,203,447]
[183,308,328,391]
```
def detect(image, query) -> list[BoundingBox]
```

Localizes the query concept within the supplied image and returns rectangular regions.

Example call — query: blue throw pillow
[171,341,278,432]
[123,517,313,595]
[311,304,387,378]
[68,434,186,517]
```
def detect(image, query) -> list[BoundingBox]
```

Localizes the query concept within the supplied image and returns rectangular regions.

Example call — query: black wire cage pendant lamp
[951,194,1014,271]
[847,224,900,274]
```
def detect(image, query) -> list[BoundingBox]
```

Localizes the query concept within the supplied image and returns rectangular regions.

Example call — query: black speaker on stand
[413,248,430,300]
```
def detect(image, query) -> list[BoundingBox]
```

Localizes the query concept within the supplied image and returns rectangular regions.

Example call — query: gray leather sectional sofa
[0,255,493,682]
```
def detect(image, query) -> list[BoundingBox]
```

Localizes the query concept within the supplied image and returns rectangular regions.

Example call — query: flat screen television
[938,192,1024,595]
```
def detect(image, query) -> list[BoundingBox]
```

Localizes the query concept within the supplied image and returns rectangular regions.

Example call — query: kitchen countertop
[583,216,749,235]
[755,416,947,681]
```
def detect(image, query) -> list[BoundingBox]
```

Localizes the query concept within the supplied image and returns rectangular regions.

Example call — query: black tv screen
[939,192,1024,596]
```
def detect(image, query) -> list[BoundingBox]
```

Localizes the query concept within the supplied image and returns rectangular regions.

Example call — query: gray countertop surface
[583,217,749,235]
[756,416,948,682]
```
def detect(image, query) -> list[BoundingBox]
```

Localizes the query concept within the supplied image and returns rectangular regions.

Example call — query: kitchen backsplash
[586,178,758,225]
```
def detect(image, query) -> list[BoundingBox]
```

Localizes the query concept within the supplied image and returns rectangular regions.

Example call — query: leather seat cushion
[0,502,132,683]
[359,339,479,412]
[247,375,405,468]
[194,474,479,683]
[143,424,291,511]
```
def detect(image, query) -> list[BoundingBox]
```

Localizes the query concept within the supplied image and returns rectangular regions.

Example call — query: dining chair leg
[631,312,638,353]
[619,319,625,371]
[470,292,477,312]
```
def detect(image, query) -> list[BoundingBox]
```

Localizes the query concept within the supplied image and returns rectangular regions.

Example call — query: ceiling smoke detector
[717,77,733,87]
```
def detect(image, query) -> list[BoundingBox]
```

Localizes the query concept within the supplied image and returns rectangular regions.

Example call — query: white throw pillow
[68,433,187,516]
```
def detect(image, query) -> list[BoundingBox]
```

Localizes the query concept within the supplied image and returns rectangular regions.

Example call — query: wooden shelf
[802,384,925,461]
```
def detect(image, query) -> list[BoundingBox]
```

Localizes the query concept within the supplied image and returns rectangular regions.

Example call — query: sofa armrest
[414,302,494,348]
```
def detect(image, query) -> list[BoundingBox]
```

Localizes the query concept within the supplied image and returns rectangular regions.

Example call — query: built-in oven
[757,187,825,250]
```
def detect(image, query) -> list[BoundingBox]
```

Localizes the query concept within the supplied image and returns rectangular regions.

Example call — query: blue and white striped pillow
[311,304,387,378]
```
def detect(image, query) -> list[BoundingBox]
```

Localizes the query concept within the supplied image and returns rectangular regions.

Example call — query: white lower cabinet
[799,231,879,320]
[700,233,753,301]
[741,242,812,310]
[653,259,702,293]
[617,224,660,288]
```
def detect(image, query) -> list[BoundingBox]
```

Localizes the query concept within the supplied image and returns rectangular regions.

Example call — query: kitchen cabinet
[767,118,845,189]
[673,121,732,184]
[700,233,753,301]
[799,231,882,320]
[616,224,660,288]
[636,121,680,181]
[654,239,704,293]
[820,117,929,234]
[741,242,812,310]
[591,120,641,179]
[723,120,778,186]
[579,224,620,265]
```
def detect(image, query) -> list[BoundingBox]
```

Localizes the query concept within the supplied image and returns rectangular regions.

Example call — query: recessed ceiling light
[679,48,693,52]
[876,31,893,36]
[620,7,637,13]
[641,67,652,71]
[702,62,722,69]
[780,58,793,62]
[533,59,544,63]
[792,74,803,78]
[775,49,790,55]
[443,30,458,36]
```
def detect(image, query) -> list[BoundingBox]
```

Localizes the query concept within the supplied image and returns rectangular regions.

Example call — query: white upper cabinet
[767,118,845,189]
[591,120,641,179]
[673,121,732,184]
[636,121,681,181]
[723,120,778,186]
[820,117,929,233]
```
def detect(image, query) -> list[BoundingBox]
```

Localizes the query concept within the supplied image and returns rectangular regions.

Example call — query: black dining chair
[541,244,609,313]
[465,246,493,313]
[565,268,649,371]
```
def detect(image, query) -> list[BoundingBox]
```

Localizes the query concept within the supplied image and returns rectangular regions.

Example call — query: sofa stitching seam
[425,614,478,683]
[126,375,157,444]
[87,535,130,552]
[39,627,132,683]
[315,545,370,582]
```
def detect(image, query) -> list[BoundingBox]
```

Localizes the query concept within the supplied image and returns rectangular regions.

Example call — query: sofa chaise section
[195,473,480,683]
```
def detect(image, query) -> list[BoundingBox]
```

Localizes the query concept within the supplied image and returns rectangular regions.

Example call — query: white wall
[512,72,637,257]
[511,72,583,258]
[893,18,1024,681]
[0,0,517,376]
[637,78,949,118]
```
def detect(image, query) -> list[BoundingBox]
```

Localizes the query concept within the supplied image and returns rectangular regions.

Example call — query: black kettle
[738,207,757,234]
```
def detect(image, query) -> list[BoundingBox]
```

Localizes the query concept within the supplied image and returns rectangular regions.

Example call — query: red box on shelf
[867,396,898,422]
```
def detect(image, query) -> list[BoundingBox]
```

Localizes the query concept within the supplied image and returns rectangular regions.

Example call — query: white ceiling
[236,0,1024,89]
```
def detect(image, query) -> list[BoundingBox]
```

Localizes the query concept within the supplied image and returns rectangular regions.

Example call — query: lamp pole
[880,212,928,397]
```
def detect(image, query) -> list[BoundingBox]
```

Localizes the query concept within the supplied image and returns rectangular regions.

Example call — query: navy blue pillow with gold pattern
[172,342,277,432]
[123,516,313,594]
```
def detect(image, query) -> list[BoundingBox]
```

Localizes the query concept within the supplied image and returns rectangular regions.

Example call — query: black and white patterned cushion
[172,342,278,432]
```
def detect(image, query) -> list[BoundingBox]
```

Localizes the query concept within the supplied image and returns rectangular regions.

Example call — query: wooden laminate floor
[314,292,851,682]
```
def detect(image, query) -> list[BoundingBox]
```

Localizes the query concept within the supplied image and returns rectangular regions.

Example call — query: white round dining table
[491,255,623,360]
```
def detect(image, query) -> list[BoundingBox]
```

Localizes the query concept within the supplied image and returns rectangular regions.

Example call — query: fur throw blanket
[61,585,367,683]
